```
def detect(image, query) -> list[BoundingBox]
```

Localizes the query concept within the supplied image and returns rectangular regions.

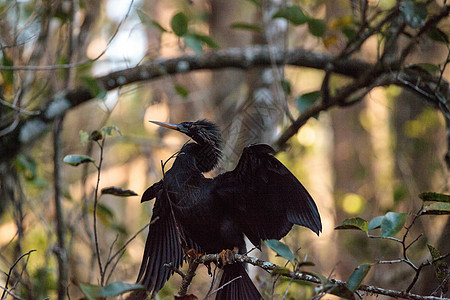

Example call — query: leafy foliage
[273,6,308,25]
[265,239,295,262]
[80,282,144,300]
[82,76,106,99]
[378,212,407,237]
[400,0,427,28]
[419,192,450,203]
[346,263,371,292]
[427,244,449,293]
[335,217,368,233]
[295,91,321,113]
[230,22,262,32]
[63,155,95,167]
[171,12,188,37]
[137,9,168,32]
[101,186,138,197]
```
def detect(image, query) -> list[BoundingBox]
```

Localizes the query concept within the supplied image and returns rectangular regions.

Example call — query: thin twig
[0,0,136,71]
[1,249,36,300]
[106,234,119,267]
[103,219,155,283]
[0,286,25,300]
[207,276,242,297]
[164,263,186,279]
[160,154,189,249]
[105,250,126,285]
[93,138,106,285]
[367,235,403,243]
[405,233,423,250]
[376,259,403,264]
[281,276,295,300]
[431,272,450,296]
[108,220,154,265]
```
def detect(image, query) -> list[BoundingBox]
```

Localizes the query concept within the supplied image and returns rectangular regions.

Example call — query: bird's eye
[181,122,192,129]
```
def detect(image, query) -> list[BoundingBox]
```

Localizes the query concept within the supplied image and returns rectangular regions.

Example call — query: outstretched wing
[213,144,322,248]
[137,182,184,298]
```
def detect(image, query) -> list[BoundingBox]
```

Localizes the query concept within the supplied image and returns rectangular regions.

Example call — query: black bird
[137,120,321,299]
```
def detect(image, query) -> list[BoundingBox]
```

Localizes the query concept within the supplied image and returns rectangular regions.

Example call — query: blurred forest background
[0,0,449,299]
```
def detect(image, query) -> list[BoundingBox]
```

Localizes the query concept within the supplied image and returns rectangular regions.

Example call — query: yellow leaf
[323,35,338,48]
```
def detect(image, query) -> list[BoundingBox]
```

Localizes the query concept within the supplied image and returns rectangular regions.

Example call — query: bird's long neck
[180,141,221,173]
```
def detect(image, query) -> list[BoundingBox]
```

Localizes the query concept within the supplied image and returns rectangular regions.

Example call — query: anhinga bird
[137,120,321,299]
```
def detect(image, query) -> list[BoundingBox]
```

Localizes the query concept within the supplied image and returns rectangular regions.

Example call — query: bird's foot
[205,262,212,276]
[184,248,203,260]
[218,247,238,266]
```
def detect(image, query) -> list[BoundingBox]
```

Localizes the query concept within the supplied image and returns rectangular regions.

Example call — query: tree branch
[185,253,449,300]
[1,46,449,164]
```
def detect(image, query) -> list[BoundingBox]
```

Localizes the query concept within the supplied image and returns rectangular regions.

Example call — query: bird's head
[150,119,222,172]
[150,119,221,146]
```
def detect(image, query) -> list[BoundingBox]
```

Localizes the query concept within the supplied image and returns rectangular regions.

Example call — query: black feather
[136,120,321,299]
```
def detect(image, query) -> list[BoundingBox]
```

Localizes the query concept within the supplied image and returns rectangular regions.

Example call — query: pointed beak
[149,121,183,132]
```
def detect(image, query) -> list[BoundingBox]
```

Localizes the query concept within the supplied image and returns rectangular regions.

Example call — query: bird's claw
[218,247,238,266]
[185,248,203,260]
[205,262,212,276]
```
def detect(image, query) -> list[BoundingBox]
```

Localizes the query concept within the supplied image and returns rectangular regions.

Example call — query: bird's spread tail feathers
[215,263,262,300]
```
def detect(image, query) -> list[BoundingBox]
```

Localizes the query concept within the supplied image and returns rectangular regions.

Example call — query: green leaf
[89,130,103,141]
[94,203,115,227]
[400,0,427,28]
[14,154,37,180]
[271,267,292,276]
[346,264,371,292]
[281,79,291,95]
[326,283,355,300]
[368,216,384,230]
[80,282,144,300]
[230,22,262,32]
[307,18,326,37]
[421,202,450,215]
[150,20,169,33]
[380,212,406,237]
[137,9,151,26]
[111,223,128,235]
[427,244,449,288]
[97,203,114,218]
[171,12,188,37]
[57,56,69,81]
[419,192,450,203]
[137,9,168,32]
[1,50,14,86]
[245,0,261,7]
[335,217,368,233]
[295,91,321,112]
[102,125,121,136]
[79,130,89,144]
[63,155,95,167]
[101,186,138,197]
[174,84,189,98]
[427,28,449,44]
[273,6,308,25]
[184,35,203,55]
[342,26,357,40]
[297,261,315,267]
[265,239,295,262]
[82,76,106,99]
[428,244,441,259]
[190,33,220,48]
[410,63,441,75]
